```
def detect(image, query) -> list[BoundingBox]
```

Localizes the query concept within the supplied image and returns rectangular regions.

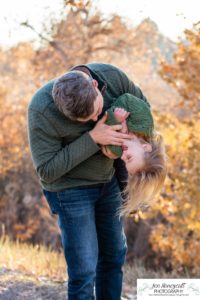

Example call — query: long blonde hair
[118,132,167,217]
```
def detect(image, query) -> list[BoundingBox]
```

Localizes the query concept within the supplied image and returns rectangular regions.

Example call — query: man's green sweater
[28,63,150,191]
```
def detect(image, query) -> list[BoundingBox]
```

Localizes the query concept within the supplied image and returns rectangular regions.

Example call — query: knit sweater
[27,63,150,191]
[106,93,154,157]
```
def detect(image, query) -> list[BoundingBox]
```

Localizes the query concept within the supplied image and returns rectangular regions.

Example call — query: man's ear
[143,143,152,152]
[92,79,98,88]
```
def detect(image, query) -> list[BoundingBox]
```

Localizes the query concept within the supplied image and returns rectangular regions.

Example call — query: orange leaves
[187,222,200,234]
[14,218,41,241]
[0,97,28,176]
[160,23,200,117]
[150,222,199,272]
[144,111,200,274]
[65,0,90,9]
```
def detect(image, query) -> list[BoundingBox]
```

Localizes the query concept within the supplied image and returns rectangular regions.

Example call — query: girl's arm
[113,107,129,133]
[101,107,130,159]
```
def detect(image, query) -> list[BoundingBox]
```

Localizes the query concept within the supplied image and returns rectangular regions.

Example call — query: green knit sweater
[28,63,150,191]
[106,93,154,157]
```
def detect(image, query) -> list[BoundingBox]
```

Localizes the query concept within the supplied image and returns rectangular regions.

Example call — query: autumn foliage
[147,112,200,274]
[145,22,200,274]
[0,1,199,276]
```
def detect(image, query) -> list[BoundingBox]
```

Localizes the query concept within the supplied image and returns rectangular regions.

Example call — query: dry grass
[0,236,67,282]
[123,260,191,288]
[0,236,192,288]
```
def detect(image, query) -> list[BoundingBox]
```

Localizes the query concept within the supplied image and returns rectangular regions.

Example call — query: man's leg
[44,187,100,300]
[95,176,127,300]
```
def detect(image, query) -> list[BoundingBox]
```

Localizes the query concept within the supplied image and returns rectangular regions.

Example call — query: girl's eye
[127,155,132,161]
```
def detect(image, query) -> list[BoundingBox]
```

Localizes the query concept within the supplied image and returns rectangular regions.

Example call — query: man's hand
[89,112,130,146]
[101,145,119,159]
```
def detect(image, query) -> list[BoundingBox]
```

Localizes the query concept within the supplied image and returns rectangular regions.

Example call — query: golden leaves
[143,109,200,274]
[160,23,200,117]
[65,0,90,9]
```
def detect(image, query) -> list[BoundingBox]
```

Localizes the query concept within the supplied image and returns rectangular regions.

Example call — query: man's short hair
[52,71,98,120]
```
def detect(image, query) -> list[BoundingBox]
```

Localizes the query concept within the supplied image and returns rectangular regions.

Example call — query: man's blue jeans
[43,175,127,300]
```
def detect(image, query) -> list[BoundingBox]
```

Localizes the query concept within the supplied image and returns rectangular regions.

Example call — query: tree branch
[21,21,68,64]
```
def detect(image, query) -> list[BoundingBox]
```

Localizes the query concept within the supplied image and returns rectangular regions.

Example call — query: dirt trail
[0,268,136,300]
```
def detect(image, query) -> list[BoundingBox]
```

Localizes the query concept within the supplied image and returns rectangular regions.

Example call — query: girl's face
[121,134,152,175]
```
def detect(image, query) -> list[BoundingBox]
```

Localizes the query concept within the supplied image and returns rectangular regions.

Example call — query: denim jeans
[43,175,127,300]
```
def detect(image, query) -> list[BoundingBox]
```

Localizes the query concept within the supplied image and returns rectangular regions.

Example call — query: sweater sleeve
[28,108,100,183]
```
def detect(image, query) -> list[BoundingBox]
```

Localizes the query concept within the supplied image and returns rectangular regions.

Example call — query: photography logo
[137,279,200,300]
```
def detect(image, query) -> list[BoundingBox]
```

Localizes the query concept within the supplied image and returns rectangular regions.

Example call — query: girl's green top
[106,93,154,157]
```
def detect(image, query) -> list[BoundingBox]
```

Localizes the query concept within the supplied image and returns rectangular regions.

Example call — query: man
[28,63,150,300]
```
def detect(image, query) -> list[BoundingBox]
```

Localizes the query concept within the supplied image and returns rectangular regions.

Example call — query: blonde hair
[118,132,167,217]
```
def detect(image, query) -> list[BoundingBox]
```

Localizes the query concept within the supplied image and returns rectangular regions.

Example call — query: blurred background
[0,0,199,284]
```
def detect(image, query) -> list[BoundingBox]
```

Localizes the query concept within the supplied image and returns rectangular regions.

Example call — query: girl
[105,93,167,216]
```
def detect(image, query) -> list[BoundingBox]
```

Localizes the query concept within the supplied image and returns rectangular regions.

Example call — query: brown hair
[118,132,167,217]
[52,71,98,120]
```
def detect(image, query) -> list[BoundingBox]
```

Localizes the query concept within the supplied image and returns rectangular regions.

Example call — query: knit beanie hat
[106,93,154,157]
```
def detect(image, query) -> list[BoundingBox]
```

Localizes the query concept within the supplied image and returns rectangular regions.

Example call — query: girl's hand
[114,107,130,122]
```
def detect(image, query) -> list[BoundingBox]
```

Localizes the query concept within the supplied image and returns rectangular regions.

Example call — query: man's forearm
[28,109,100,183]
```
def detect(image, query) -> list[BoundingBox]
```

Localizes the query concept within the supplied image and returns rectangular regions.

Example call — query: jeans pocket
[57,188,94,218]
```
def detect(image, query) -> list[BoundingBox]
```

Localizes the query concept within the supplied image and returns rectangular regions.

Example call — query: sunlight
[0,0,199,47]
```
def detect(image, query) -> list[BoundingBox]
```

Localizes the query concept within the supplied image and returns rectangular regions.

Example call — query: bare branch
[21,21,68,64]
[21,21,51,43]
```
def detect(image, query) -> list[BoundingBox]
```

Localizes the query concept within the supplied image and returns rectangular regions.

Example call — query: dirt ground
[0,268,136,300]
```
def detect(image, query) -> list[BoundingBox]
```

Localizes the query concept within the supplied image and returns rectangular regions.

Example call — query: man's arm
[28,109,129,184]
[28,108,101,183]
